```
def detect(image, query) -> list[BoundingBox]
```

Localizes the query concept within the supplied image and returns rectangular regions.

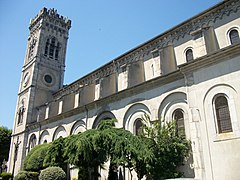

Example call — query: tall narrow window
[186,49,193,62]
[229,29,240,45]
[29,134,37,151]
[134,118,143,136]
[49,37,55,58]
[55,42,60,60]
[44,39,49,56]
[173,109,185,136]
[151,64,154,77]
[214,95,232,133]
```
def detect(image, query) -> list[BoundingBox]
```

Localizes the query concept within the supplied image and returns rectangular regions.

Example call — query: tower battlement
[29,7,71,31]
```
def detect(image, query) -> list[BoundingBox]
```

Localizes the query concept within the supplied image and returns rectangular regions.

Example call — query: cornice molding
[53,0,240,99]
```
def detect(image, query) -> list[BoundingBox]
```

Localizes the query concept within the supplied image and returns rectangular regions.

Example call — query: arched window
[17,99,25,125]
[29,134,37,151]
[55,42,60,60]
[151,64,154,77]
[229,29,240,45]
[49,37,55,58]
[44,37,61,60]
[44,39,49,56]
[134,118,143,136]
[214,95,232,133]
[173,109,185,136]
[185,49,193,62]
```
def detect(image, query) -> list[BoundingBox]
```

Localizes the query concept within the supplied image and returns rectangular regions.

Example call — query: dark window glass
[186,49,193,62]
[29,135,37,150]
[134,119,143,136]
[229,29,240,45]
[49,38,55,58]
[44,39,49,56]
[173,109,185,136]
[55,43,60,60]
[44,75,52,84]
[215,96,232,133]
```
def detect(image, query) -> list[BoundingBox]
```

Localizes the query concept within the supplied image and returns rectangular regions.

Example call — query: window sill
[213,132,240,142]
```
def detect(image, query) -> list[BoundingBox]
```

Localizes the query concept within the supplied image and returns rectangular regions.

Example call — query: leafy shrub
[24,143,49,171]
[39,166,66,180]
[13,171,38,180]
[43,137,67,172]
[0,172,12,180]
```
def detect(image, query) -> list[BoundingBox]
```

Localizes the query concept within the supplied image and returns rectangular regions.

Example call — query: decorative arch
[70,120,86,135]
[158,92,191,138]
[226,27,240,46]
[203,84,238,137]
[158,92,187,120]
[123,103,151,133]
[39,130,50,144]
[52,126,67,141]
[28,133,37,151]
[92,111,116,129]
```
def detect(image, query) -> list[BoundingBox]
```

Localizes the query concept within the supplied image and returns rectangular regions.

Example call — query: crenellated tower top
[29,7,71,31]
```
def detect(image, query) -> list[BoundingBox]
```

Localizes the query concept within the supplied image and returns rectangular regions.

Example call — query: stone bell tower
[8,8,71,175]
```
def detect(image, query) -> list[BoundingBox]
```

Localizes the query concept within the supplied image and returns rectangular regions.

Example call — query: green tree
[23,143,49,172]
[0,126,12,165]
[39,166,66,180]
[95,119,152,180]
[41,118,190,180]
[61,129,104,180]
[43,137,67,172]
[141,115,191,180]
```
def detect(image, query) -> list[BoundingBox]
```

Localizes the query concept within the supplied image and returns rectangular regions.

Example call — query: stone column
[160,44,177,75]
[99,72,117,98]
[203,26,219,54]
[127,59,145,88]
[79,84,95,106]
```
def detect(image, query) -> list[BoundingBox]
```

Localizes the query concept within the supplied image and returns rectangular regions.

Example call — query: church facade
[8,0,240,179]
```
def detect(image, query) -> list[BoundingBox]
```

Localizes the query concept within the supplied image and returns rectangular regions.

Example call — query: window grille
[215,96,232,133]
[229,29,240,45]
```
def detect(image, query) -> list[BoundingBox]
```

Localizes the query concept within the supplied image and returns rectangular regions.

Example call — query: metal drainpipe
[179,67,214,180]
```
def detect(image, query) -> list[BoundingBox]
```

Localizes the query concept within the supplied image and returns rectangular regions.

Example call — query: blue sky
[0,0,221,129]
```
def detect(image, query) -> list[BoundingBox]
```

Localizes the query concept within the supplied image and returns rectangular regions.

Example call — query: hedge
[13,171,38,180]
[0,172,12,180]
[39,166,66,180]
[23,143,50,172]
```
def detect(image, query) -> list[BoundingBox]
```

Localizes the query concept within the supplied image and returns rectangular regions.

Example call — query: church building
[8,0,240,179]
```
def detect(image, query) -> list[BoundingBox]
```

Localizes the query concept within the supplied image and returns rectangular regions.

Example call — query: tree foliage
[13,171,38,180]
[0,126,12,164]
[142,115,191,179]
[23,143,49,172]
[24,117,190,180]
[39,166,66,180]
[0,172,12,180]
[43,137,67,172]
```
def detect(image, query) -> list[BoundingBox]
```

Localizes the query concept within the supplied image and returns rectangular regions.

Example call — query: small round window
[44,75,52,84]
